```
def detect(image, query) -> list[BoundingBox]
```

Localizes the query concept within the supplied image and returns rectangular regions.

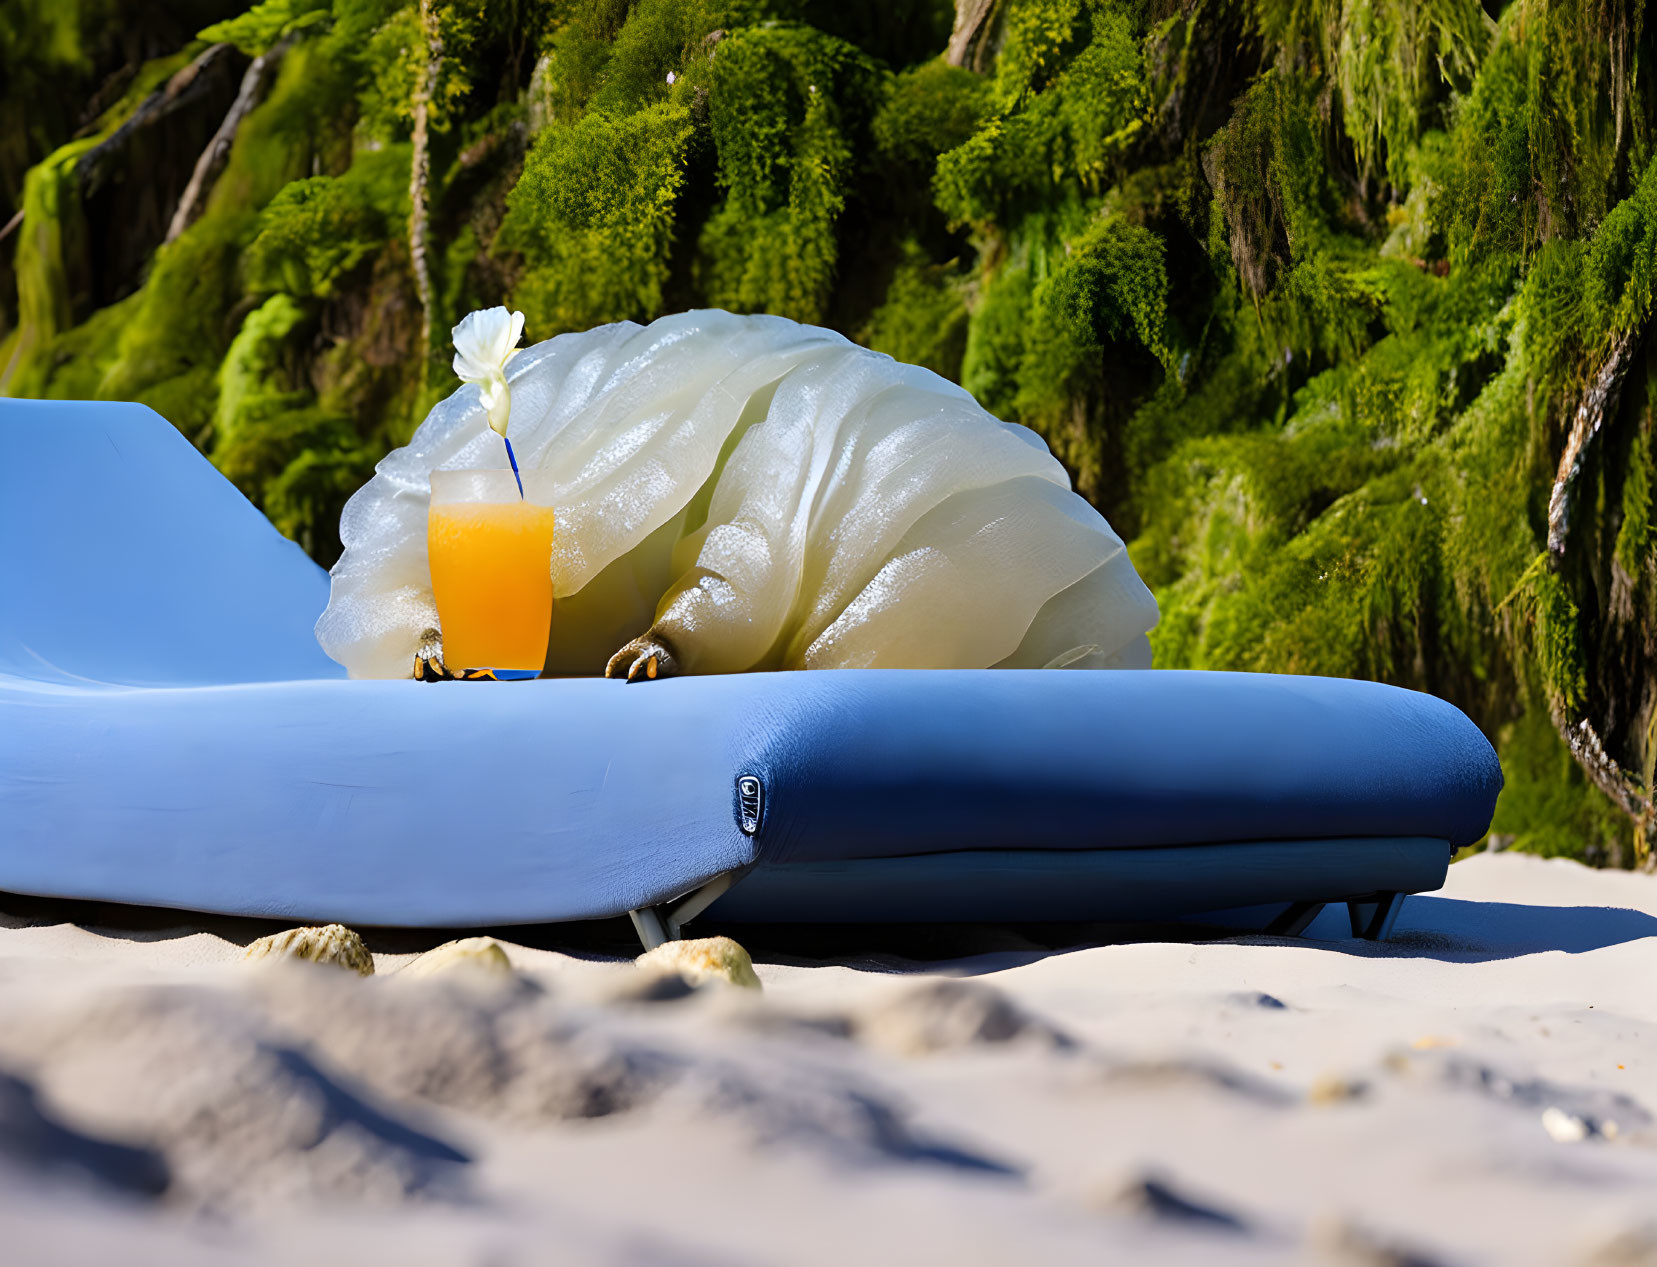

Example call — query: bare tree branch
[1543,328,1655,856]
[1551,710,1653,833]
[409,0,444,368]
[165,37,293,246]
[1547,329,1636,561]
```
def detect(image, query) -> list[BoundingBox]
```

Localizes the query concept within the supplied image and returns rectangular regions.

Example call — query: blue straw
[503,435,525,499]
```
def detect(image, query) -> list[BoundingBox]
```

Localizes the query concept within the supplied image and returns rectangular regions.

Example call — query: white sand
[0,851,1653,1266]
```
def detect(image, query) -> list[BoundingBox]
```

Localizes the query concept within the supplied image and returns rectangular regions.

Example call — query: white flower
[666,70,676,84]
[451,307,525,436]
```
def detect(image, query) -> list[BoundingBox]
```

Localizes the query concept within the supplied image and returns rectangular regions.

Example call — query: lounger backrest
[0,399,344,686]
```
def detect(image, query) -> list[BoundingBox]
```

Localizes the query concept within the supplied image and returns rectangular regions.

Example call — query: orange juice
[428,470,556,671]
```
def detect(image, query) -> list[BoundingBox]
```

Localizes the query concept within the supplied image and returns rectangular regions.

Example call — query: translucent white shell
[315,310,1159,679]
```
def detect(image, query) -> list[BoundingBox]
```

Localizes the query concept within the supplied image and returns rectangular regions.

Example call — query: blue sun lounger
[0,400,1501,946]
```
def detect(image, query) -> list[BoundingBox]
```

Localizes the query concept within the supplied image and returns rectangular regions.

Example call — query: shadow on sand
[1317,894,1657,961]
[3,889,1654,972]
[686,894,1657,971]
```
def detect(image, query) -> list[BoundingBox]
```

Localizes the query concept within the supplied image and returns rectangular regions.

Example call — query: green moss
[260,436,377,559]
[99,36,353,427]
[0,0,126,281]
[199,0,331,54]
[992,0,1088,106]
[1489,707,1631,863]
[873,58,993,169]
[1527,566,1589,720]
[960,262,1034,420]
[1583,154,1657,342]
[698,24,874,322]
[1136,413,1417,677]
[935,116,1044,225]
[861,240,969,379]
[503,102,696,333]
[1437,341,1535,621]
[589,0,783,113]
[213,293,309,447]
[5,137,99,394]
[1433,21,1534,264]
[1201,67,1377,364]
[355,8,426,140]
[247,146,410,297]
[17,291,144,402]
[212,292,374,562]
[1616,424,1654,577]
[1329,0,1488,185]
[535,0,634,124]
[354,1,483,141]
[3,45,199,394]
[934,1,1146,224]
[1046,7,1149,189]
[100,219,251,435]
[1043,216,1171,366]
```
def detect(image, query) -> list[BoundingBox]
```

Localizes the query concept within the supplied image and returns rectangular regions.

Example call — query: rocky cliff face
[1,0,1653,867]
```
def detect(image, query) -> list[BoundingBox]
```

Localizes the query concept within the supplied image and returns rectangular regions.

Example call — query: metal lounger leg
[627,871,740,951]
[1347,891,1404,941]
[1264,900,1326,937]
[628,907,671,951]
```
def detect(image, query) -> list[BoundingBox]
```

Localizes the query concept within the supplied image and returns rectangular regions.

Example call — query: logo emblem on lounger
[736,775,764,835]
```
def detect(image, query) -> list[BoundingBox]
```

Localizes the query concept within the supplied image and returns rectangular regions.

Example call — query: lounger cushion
[742,668,1500,861]
[0,400,1503,927]
[0,398,339,687]
[2,668,1498,924]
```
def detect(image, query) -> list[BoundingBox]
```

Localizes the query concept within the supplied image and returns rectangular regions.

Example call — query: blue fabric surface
[0,399,341,686]
[0,400,1503,926]
[737,669,1502,861]
[3,677,761,924]
[706,838,1451,925]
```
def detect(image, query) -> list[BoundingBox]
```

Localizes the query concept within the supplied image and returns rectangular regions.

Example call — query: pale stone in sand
[1307,1074,1369,1106]
[242,924,374,976]
[635,936,761,990]
[402,937,513,980]
[1542,1105,1591,1143]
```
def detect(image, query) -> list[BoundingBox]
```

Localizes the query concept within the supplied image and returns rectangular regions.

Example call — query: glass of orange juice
[427,469,556,673]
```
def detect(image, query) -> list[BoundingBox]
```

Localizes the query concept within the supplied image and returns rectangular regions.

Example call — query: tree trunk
[1548,330,1635,560]
[409,0,444,371]
[1548,330,1656,866]
[946,0,1005,74]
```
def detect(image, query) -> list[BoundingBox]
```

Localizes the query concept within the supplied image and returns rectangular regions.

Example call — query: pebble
[401,937,513,980]
[636,936,762,990]
[1542,1105,1591,1143]
[242,924,374,976]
